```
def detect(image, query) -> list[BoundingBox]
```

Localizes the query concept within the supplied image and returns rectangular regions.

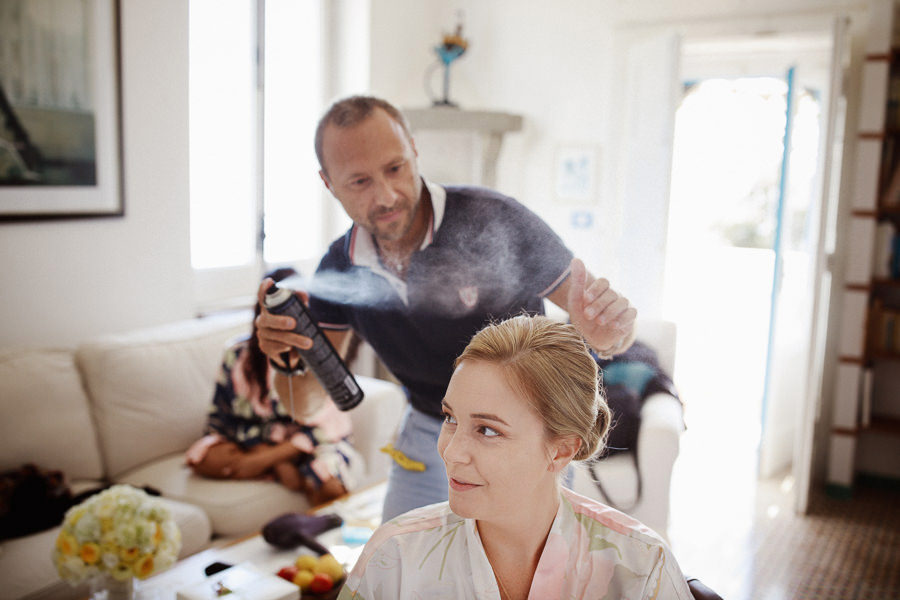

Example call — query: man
[256,96,636,520]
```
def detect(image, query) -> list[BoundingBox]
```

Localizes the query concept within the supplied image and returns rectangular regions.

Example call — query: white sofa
[0,311,406,600]
[0,313,681,599]
[569,319,684,540]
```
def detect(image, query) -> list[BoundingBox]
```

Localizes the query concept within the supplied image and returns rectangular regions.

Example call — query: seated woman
[339,315,693,599]
[186,268,360,506]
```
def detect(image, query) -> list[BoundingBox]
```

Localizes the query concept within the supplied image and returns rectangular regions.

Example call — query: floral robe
[339,487,693,600]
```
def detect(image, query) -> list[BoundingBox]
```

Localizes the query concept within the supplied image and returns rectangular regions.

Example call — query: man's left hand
[565,258,636,357]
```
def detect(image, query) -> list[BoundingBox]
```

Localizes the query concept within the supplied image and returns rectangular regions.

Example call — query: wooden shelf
[872,277,900,288]
[865,415,900,436]
[869,350,900,362]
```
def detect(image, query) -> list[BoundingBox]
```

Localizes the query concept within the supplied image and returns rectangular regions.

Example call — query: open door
[790,16,849,513]
[758,18,848,502]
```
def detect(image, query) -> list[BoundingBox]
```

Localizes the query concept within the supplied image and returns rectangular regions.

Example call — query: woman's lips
[449,477,481,492]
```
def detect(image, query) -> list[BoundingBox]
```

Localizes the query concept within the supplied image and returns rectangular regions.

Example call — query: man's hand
[565,258,636,357]
[255,278,313,368]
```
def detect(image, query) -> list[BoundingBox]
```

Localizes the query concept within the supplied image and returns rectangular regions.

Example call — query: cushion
[116,453,311,538]
[0,349,105,481]
[344,375,407,490]
[76,311,251,478]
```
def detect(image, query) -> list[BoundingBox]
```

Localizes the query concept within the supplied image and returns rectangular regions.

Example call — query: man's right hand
[255,278,314,368]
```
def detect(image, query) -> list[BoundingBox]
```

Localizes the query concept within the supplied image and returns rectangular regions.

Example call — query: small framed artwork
[555,145,598,203]
[0,0,124,221]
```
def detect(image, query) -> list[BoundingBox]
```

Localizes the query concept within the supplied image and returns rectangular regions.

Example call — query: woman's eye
[442,412,457,425]
[479,426,500,438]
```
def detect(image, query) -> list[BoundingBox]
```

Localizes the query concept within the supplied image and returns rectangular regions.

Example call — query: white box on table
[176,563,299,600]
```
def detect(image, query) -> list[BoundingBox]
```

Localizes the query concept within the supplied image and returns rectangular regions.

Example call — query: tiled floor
[665,410,900,600]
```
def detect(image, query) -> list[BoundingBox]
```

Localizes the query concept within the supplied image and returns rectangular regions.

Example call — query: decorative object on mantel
[426,11,469,107]
[52,484,181,600]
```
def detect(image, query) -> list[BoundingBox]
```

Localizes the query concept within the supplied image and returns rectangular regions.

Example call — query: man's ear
[319,170,335,196]
[549,436,581,473]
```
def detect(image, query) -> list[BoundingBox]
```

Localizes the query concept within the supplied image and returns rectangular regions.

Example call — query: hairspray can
[264,284,364,411]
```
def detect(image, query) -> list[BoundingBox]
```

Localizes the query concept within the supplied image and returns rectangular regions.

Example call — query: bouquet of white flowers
[52,484,181,585]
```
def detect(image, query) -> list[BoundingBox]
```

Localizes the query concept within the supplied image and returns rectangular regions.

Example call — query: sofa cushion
[117,453,313,538]
[76,311,252,479]
[0,496,210,600]
[343,375,408,490]
[0,349,105,481]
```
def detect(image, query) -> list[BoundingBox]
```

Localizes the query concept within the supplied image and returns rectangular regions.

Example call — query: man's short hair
[314,95,412,173]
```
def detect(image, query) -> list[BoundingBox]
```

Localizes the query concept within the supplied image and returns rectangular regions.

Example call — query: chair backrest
[634,319,676,375]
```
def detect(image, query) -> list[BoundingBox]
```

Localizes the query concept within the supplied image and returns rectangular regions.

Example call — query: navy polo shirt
[307,184,573,419]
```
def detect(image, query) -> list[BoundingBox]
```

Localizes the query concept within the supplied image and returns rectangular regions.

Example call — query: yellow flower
[69,507,85,526]
[120,547,140,563]
[56,531,78,556]
[110,562,133,581]
[79,542,101,564]
[134,554,155,579]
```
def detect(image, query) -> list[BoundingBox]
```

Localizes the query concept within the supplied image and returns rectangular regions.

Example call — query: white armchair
[569,319,684,540]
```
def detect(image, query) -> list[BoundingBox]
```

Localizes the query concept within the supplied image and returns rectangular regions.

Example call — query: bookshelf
[827,0,900,493]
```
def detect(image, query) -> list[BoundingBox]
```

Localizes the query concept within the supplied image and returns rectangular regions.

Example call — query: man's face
[319,108,423,244]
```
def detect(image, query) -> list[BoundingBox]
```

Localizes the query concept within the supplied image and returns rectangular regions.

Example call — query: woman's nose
[441,430,471,465]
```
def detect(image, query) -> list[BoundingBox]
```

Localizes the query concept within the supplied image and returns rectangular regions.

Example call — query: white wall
[369,0,619,287]
[366,0,868,485]
[0,0,194,348]
[367,0,865,306]
[0,0,866,351]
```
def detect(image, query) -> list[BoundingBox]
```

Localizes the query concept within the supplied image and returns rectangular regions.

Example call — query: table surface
[132,482,386,599]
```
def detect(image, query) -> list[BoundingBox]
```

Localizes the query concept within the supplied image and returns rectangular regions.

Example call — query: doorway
[661,32,838,594]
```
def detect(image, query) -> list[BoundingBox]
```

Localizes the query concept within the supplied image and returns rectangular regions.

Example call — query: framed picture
[555,145,598,203]
[0,0,123,221]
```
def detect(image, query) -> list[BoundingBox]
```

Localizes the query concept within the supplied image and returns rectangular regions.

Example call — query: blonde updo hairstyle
[455,315,611,462]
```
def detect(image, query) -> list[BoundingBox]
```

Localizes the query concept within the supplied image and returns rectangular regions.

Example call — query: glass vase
[89,575,134,600]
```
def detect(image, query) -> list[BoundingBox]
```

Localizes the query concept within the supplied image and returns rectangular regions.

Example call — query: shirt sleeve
[498,196,574,298]
[204,343,269,448]
[642,546,695,600]
[307,245,352,331]
[338,538,403,600]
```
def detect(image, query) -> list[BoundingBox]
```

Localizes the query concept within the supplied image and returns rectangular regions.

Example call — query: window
[189,0,329,306]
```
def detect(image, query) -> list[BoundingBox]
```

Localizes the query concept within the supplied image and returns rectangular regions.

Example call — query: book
[176,563,299,600]
[861,367,873,427]
[874,222,894,279]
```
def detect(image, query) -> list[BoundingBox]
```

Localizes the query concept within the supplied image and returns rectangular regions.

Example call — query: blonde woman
[339,315,693,599]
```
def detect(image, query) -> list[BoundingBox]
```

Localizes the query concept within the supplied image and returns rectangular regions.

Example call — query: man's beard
[369,198,416,242]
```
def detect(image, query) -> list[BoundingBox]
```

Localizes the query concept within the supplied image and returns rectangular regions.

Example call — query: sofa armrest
[635,392,684,538]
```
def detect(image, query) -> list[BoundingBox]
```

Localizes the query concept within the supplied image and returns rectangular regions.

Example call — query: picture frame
[555,145,598,204]
[0,0,124,221]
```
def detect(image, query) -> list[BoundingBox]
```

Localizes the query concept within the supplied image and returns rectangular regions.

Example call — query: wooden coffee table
[132,482,386,599]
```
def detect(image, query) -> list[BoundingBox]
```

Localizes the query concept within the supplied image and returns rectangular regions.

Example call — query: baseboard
[856,472,900,490]
[824,483,853,500]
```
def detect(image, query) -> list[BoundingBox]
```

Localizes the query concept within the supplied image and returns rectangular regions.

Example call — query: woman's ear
[548,436,581,472]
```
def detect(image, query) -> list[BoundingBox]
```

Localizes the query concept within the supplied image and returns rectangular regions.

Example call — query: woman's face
[438,360,564,522]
